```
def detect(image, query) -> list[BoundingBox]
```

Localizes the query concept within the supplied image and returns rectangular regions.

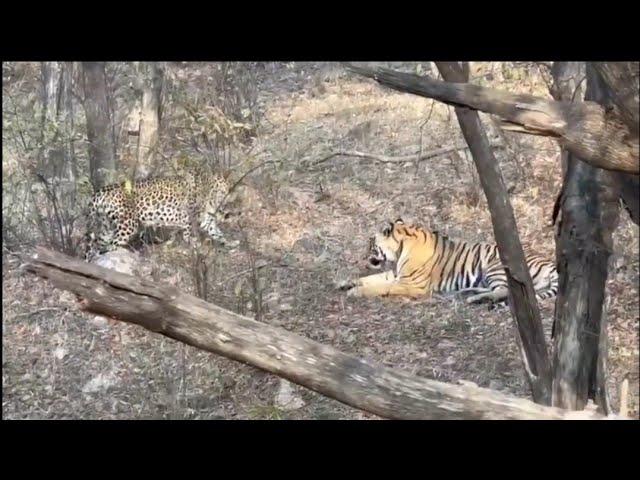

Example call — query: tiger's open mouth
[367,255,385,269]
[366,244,386,270]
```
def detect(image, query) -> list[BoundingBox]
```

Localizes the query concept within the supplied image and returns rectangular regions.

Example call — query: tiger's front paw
[345,287,361,297]
[335,278,359,295]
[336,279,355,291]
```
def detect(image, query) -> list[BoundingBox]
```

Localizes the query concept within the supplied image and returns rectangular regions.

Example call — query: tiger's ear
[394,218,404,225]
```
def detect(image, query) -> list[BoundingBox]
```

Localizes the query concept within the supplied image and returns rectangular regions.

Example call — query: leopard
[83,172,239,261]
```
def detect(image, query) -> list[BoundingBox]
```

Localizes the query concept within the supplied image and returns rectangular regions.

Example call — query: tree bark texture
[23,247,624,420]
[61,62,78,183]
[436,62,552,406]
[82,62,116,190]
[550,62,586,178]
[136,62,163,179]
[551,64,622,413]
[591,62,639,133]
[591,64,639,225]
[344,62,639,174]
[37,61,61,177]
[615,172,639,225]
[547,63,638,227]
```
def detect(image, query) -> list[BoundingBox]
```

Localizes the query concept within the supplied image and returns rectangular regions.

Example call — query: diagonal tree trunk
[344,62,639,174]
[436,62,552,405]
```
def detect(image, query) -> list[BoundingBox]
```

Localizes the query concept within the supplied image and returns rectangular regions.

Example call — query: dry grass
[3,62,638,419]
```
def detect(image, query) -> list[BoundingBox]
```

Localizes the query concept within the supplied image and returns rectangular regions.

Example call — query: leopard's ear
[394,218,404,225]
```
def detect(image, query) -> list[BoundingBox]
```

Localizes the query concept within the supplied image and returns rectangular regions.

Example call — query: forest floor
[3,62,638,419]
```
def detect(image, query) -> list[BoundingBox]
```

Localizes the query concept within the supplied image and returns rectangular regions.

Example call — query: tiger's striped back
[406,231,558,301]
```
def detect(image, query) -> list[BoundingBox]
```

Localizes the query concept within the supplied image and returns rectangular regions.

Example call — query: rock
[443,356,456,366]
[458,380,479,388]
[294,236,316,251]
[90,316,109,328]
[275,379,305,411]
[53,346,67,360]
[341,332,356,344]
[233,185,263,211]
[437,339,456,350]
[82,372,117,394]
[279,303,293,312]
[265,292,280,310]
[59,291,78,306]
[489,380,504,391]
[92,249,140,276]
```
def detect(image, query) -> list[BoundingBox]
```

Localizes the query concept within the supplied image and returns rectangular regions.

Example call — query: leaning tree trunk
[82,62,116,190]
[551,64,622,413]
[436,62,552,405]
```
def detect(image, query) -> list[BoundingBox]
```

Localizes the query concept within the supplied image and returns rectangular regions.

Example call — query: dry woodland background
[2,62,638,419]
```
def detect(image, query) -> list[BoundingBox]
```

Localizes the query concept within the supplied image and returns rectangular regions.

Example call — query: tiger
[337,218,558,304]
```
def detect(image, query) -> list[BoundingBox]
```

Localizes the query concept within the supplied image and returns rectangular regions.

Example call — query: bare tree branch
[344,62,639,174]
[309,143,488,168]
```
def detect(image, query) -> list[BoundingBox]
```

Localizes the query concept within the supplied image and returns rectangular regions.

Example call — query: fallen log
[24,247,626,420]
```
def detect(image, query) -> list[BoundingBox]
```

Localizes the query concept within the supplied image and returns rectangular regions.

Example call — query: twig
[212,159,282,216]
[13,307,66,319]
[229,159,281,196]
[34,173,67,252]
[216,261,291,286]
[570,75,587,104]
[310,144,486,170]
[418,99,437,162]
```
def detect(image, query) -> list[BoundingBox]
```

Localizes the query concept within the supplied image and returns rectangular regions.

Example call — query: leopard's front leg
[199,212,239,248]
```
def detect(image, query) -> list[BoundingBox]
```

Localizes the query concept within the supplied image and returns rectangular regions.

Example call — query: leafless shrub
[162,63,261,174]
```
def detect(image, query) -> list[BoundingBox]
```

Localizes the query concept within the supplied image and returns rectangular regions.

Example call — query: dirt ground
[3,62,638,419]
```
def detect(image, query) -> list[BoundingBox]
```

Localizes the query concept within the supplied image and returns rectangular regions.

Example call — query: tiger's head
[365,218,409,270]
